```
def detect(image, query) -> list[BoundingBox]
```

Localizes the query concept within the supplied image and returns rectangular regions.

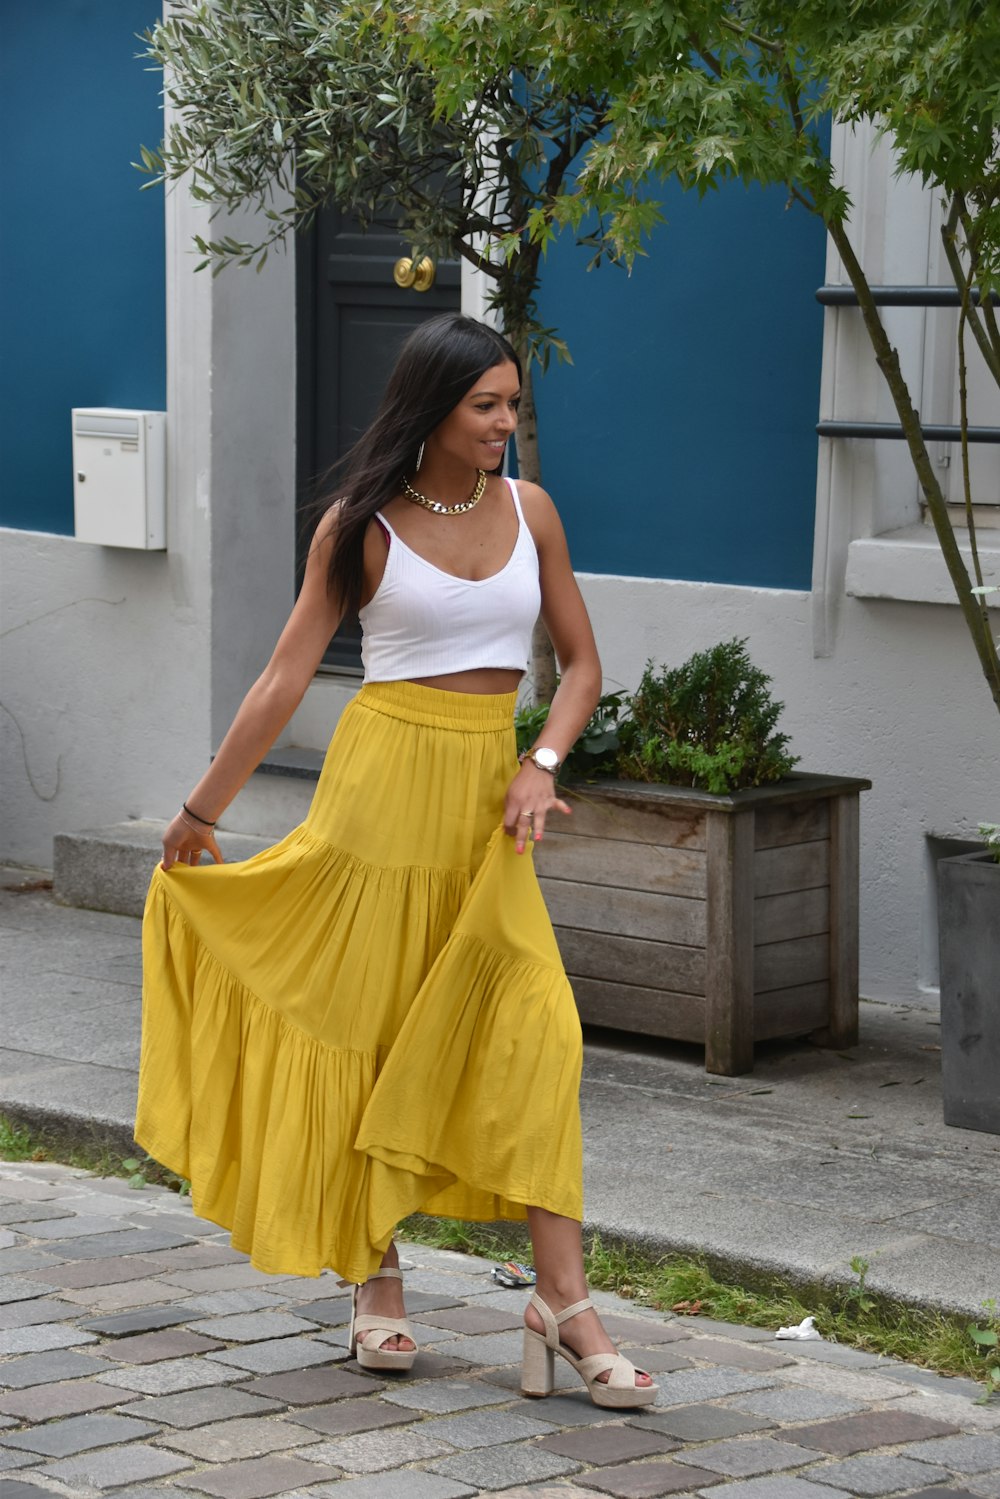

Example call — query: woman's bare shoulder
[512,478,554,507]
[512,478,564,543]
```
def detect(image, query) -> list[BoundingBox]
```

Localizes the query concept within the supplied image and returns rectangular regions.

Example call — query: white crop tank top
[359,476,541,681]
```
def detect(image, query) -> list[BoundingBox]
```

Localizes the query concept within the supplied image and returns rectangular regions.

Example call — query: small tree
[147,1,1000,719]
[414,0,1000,718]
[144,0,649,699]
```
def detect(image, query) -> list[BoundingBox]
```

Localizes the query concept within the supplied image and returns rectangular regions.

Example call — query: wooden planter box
[535,771,871,1075]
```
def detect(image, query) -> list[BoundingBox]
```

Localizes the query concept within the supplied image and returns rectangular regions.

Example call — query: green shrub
[516,640,797,795]
[515,689,626,778]
[615,639,798,794]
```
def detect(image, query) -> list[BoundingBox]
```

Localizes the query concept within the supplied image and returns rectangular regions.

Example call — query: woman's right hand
[160,812,224,872]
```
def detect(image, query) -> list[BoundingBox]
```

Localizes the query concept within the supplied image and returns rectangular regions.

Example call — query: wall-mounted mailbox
[72,408,166,550]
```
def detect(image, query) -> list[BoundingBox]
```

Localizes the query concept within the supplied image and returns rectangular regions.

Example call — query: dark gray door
[297,208,462,670]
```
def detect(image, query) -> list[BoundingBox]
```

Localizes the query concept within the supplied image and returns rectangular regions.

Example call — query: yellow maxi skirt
[135,681,584,1281]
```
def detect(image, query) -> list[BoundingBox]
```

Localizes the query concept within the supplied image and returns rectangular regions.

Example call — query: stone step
[53,821,274,918]
[53,751,323,917]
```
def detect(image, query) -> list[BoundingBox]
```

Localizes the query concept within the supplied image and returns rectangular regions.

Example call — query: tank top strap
[373,509,398,541]
[503,475,524,524]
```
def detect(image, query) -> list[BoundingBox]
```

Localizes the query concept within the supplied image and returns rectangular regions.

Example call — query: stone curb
[0,1102,976,1326]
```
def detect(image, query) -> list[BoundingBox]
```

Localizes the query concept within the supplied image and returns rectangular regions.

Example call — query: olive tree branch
[827,213,1000,710]
[942,194,1000,386]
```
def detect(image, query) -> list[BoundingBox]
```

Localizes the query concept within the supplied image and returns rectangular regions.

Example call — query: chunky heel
[521,1327,555,1397]
[520,1292,658,1410]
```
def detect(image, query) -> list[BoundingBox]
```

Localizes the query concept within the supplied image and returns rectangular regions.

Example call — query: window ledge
[845,523,1000,606]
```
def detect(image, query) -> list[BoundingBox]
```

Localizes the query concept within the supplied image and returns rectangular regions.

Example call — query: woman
[136,314,655,1409]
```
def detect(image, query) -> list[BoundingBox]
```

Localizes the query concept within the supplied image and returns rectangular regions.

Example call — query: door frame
[295,211,469,672]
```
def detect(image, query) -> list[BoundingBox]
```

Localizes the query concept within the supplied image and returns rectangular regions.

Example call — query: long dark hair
[322,314,521,615]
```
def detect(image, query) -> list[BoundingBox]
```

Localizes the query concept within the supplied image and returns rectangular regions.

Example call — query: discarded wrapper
[775,1314,821,1340]
[490,1261,536,1289]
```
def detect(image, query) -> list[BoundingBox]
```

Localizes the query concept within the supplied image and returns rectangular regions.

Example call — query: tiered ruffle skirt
[135,681,584,1280]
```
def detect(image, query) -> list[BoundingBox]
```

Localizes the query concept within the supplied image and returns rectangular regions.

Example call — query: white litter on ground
[775,1314,822,1340]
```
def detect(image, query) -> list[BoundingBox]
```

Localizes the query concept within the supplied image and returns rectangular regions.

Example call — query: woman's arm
[161,513,346,870]
[505,482,603,852]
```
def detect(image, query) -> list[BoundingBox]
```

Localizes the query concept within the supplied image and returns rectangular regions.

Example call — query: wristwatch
[522,746,561,776]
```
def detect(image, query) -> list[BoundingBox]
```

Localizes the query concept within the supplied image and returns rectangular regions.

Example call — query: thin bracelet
[182,801,216,827]
[178,811,215,839]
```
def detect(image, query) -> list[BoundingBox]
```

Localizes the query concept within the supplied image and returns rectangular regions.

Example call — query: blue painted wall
[534,175,828,589]
[0,2,165,535]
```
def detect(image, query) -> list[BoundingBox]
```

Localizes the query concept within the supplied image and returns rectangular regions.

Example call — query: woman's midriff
[405,667,524,695]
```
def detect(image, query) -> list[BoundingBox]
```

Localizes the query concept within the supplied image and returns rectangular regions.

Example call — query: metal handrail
[815,286,1000,442]
[816,284,1000,307]
[817,420,1000,444]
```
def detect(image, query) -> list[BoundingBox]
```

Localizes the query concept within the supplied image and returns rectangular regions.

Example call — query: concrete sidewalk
[1,1161,999,1499]
[1,867,998,1324]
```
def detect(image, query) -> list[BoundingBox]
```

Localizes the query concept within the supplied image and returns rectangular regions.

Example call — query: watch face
[534,747,559,770]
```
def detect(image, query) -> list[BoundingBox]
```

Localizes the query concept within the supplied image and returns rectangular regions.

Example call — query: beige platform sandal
[340,1267,417,1372]
[521,1292,658,1409]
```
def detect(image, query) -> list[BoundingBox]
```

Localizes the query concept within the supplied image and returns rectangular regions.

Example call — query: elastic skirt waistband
[355,680,518,732]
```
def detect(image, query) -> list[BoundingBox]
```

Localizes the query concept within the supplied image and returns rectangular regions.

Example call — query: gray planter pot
[938,849,1000,1135]
[534,770,870,1076]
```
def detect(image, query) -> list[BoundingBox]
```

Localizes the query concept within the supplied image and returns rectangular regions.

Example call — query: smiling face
[425,360,521,473]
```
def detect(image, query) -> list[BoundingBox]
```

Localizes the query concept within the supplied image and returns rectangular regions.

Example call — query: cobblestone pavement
[1,1164,998,1499]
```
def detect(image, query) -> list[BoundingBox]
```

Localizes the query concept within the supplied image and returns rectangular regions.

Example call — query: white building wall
[0,151,296,870]
[0,529,210,867]
[207,204,297,747]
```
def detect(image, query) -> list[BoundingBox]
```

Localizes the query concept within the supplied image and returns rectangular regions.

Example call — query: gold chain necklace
[401,469,487,516]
